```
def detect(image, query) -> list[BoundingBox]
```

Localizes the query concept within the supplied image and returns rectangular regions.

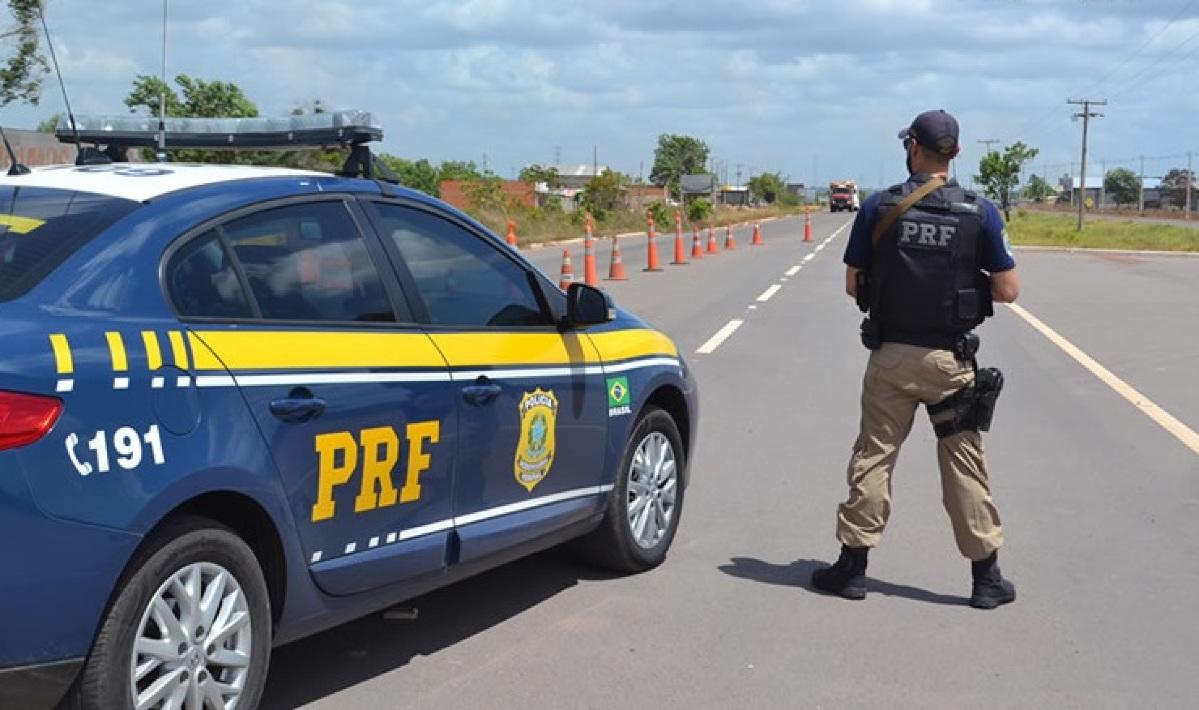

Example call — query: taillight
[0,390,63,451]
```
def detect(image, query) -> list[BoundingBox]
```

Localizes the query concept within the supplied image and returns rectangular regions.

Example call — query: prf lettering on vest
[310,421,441,522]
[899,220,956,248]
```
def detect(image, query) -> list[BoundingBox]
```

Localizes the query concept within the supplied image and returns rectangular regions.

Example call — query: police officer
[812,109,1021,609]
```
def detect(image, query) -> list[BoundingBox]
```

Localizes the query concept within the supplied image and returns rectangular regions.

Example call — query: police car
[0,113,697,709]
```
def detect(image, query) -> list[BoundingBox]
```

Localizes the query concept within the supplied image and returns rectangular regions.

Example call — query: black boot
[811,545,868,600]
[970,551,1016,609]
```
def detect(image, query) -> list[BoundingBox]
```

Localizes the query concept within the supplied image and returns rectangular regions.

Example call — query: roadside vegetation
[1007,210,1199,252]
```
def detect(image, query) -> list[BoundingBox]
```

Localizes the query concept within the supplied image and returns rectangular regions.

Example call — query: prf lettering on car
[311,421,441,522]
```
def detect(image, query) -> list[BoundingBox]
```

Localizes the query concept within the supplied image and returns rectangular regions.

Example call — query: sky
[5,0,1199,188]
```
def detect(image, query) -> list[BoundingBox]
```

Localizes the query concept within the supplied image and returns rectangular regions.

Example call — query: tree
[1104,168,1139,208]
[125,74,258,119]
[974,141,1039,221]
[1,0,47,108]
[580,169,625,220]
[518,163,561,188]
[686,196,713,222]
[438,160,483,182]
[35,112,60,133]
[1160,168,1195,209]
[650,134,709,196]
[1023,174,1054,203]
[124,74,261,164]
[747,172,785,204]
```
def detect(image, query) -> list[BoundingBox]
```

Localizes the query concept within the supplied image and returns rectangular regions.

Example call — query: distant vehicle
[828,180,860,212]
[0,113,697,710]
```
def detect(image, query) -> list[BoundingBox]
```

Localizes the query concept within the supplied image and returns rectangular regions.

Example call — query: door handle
[270,392,327,423]
[462,378,502,406]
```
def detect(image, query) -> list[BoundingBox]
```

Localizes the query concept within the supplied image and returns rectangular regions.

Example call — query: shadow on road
[717,556,968,606]
[260,546,616,709]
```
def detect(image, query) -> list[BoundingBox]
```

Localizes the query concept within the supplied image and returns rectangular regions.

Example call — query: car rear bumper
[0,657,82,709]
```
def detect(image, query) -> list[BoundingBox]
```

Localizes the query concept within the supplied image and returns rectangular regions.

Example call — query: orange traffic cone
[804,210,813,242]
[672,211,687,265]
[607,237,628,281]
[706,224,719,254]
[583,221,599,287]
[559,249,574,290]
[506,219,518,248]
[751,223,764,246]
[645,224,664,272]
[724,224,736,250]
[691,227,704,259]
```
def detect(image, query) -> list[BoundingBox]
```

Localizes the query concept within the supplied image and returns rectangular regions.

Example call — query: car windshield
[832,188,852,195]
[0,185,140,303]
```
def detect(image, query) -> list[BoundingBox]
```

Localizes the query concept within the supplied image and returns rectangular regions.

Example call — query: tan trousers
[836,342,1004,561]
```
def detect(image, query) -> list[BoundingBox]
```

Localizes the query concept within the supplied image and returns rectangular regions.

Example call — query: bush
[687,197,713,222]
[646,200,671,229]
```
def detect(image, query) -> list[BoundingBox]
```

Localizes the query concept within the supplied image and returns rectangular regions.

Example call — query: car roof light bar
[55,110,382,152]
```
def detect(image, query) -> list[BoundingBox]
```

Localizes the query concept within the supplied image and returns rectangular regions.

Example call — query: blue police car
[0,114,697,709]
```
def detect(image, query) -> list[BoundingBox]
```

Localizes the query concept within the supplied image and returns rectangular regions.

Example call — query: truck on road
[829,180,860,212]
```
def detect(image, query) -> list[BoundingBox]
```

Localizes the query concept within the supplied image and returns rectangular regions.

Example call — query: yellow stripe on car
[49,333,73,375]
[141,331,163,371]
[105,332,128,372]
[189,331,447,371]
[589,329,678,361]
[168,331,190,369]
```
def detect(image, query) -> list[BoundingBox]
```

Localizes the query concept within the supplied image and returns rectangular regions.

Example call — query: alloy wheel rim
[130,562,252,710]
[627,431,678,549]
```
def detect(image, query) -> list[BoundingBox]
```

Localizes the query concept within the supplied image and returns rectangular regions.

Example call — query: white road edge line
[785,265,801,276]
[696,319,744,355]
[1007,302,1199,456]
[756,284,782,302]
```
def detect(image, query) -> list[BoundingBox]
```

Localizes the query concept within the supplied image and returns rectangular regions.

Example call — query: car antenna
[37,5,105,165]
[0,126,30,176]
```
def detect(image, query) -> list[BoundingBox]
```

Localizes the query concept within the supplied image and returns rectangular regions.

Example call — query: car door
[165,197,458,596]
[361,200,609,565]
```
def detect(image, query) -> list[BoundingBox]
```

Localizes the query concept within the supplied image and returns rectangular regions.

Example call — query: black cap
[898,109,959,156]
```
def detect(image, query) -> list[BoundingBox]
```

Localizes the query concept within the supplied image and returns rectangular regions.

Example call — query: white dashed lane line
[695,217,854,355]
[756,285,782,302]
[696,319,745,354]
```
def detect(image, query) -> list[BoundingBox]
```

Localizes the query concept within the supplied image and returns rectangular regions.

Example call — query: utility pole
[735,163,743,188]
[1138,155,1145,216]
[592,145,598,181]
[554,145,561,166]
[1187,151,1193,220]
[1068,98,1106,231]
[977,138,1000,156]
[1100,159,1107,208]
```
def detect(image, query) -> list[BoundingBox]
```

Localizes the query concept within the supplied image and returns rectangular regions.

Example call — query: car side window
[166,230,254,319]
[368,203,551,328]
[221,201,395,323]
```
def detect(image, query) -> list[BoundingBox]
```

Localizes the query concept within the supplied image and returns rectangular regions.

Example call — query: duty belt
[881,329,961,351]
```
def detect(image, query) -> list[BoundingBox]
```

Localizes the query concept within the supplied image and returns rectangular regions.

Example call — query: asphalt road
[261,214,1199,709]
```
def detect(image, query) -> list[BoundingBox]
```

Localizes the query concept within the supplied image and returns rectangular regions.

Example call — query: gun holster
[859,318,881,350]
[927,366,1004,437]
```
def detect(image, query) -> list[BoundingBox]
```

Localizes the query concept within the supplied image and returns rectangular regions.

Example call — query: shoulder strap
[870,176,946,247]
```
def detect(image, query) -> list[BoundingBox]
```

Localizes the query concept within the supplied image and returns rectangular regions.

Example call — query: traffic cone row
[555,217,784,290]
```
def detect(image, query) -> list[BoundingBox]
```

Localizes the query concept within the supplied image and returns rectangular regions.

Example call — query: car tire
[70,517,272,710]
[581,407,685,573]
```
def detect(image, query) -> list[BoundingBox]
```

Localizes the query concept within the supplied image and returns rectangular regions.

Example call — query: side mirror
[564,283,615,328]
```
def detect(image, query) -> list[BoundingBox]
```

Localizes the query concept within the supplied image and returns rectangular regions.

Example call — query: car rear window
[0,186,140,302]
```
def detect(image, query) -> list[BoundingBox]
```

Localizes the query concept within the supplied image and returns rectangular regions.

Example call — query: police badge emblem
[514,388,558,492]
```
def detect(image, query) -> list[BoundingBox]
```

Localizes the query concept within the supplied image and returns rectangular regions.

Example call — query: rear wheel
[581,407,685,573]
[73,518,272,710]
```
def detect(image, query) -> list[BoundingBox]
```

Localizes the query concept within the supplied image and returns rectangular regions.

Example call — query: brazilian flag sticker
[607,376,632,417]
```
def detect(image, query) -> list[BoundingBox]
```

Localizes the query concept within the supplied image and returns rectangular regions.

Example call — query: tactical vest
[868,182,992,348]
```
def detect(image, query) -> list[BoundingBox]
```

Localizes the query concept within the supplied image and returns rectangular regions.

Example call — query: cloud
[5,0,1195,186]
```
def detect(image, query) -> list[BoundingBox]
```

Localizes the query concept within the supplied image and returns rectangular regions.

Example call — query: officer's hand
[846,266,860,299]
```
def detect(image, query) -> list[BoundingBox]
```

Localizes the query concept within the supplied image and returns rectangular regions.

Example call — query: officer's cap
[898,110,959,156]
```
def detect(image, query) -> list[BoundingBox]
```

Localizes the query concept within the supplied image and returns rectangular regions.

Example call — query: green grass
[1008,211,1199,252]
